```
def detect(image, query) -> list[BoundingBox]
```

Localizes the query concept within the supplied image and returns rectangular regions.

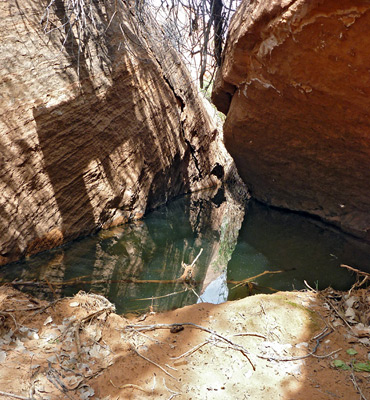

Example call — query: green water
[1,187,369,314]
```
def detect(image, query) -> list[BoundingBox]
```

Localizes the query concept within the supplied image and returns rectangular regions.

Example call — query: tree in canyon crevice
[40,0,240,89]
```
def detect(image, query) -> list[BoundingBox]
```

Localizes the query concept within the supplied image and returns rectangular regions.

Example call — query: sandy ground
[0,286,369,400]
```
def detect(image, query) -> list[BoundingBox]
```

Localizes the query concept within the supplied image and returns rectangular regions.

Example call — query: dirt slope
[0,286,369,399]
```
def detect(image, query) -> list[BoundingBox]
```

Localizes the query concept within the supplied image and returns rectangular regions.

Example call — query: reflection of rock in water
[93,185,247,312]
[37,253,66,299]
[0,186,247,313]
[194,186,247,304]
[98,222,156,306]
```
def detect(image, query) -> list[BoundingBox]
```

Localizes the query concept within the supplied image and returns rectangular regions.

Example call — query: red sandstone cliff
[212,0,370,240]
[0,0,233,265]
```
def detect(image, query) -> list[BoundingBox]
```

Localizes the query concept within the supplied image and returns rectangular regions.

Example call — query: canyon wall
[212,0,370,240]
[0,0,233,265]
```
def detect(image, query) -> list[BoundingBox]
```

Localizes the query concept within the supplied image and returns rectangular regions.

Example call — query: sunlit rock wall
[0,0,234,265]
[212,0,370,240]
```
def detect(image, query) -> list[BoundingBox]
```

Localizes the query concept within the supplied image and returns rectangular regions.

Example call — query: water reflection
[0,186,246,314]
[1,188,369,314]
[227,201,370,300]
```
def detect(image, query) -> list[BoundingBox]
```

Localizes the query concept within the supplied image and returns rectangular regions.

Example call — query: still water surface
[1,188,369,314]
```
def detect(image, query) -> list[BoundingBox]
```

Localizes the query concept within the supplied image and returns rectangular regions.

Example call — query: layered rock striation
[0,0,233,265]
[212,0,370,240]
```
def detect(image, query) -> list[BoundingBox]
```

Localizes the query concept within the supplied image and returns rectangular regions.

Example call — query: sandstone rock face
[0,0,232,265]
[212,0,370,240]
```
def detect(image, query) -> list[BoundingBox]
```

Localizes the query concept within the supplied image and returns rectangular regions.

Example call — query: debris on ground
[0,282,369,399]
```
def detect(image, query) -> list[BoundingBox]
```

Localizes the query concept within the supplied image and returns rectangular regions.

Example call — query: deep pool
[1,187,369,314]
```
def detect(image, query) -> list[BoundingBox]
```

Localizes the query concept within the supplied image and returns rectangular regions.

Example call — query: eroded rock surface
[212,0,370,240]
[0,0,234,264]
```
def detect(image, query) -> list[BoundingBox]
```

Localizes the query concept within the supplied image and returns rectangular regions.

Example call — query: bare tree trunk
[212,0,223,66]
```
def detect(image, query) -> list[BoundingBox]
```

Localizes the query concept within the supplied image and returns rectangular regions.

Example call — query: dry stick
[303,280,316,292]
[170,340,210,360]
[125,322,256,371]
[341,264,369,293]
[110,379,150,393]
[132,329,166,345]
[322,295,354,332]
[134,289,188,301]
[189,287,202,302]
[341,264,370,277]
[2,298,63,314]
[75,325,82,360]
[171,331,267,361]
[0,391,31,400]
[46,365,74,400]
[304,279,354,332]
[163,378,181,400]
[8,278,191,286]
[190,248,203,267]
[232,332,267,339]
[165,364,178,371]
[350,372,368,400]
[257,328,337,362]
[230,270,283,289]
[131,345,177,380]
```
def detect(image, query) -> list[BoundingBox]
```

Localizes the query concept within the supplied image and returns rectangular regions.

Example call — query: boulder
[212,0,370,240]
[0,0,232,265]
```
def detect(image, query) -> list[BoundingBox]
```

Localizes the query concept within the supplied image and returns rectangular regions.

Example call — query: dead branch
[350,372,368,400]
[131,345,177,380]
[190,248,203,267]
[341,264,369,292]
[170,339,210,360]
[134,289,187,301]
[163,378,181,400]
[46,364,74,399]
[322,295,354,332]
[232,332,267,339]
[0,391,32,400]
[341,264,370,277]
[110,379,151,393]
[257,327,336,362]
[229,270,283,289]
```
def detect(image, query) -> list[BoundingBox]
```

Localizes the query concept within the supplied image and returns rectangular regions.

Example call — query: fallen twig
[131,345,177,380]
[2,298,63,314]
[163,378,181,400]
[0,390,31,400]
[341,264,369,293]
[170,340,210,360]
[110,379,150,393]
[229,270,283,290]
[322,296,354,332]
[341,264,370,278]
[232,332,267,339]
[304,280,316,292]
[257,328,337,362]
[190,248,203,268]
[46,364,74,399]
[350,372,368,400]
[134,289,187,301]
